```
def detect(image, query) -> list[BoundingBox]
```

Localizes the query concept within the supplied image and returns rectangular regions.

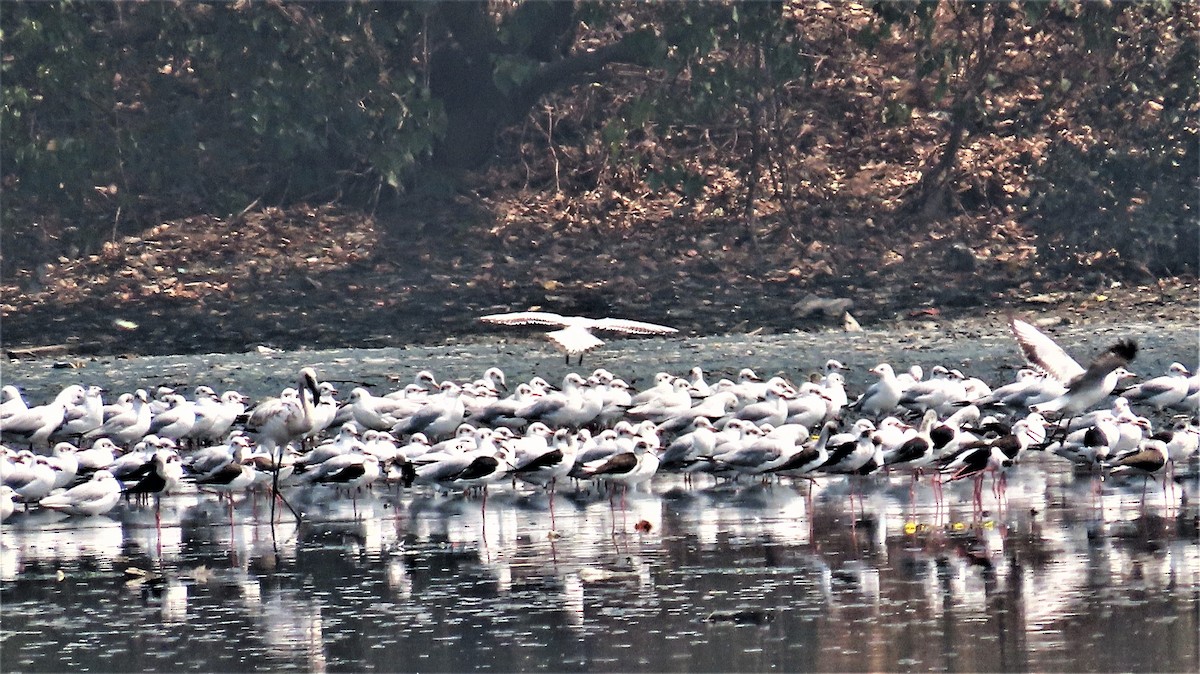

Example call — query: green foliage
[492,55,541,97]
[2,1,441,254]
[1029,0,1198,275]
[1031,142,1197,275]
[651,2,813,126]
[646,164,705,200]
[1,0,1195,285]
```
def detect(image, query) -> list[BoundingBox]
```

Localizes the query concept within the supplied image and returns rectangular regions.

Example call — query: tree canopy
[2,0,1195,276]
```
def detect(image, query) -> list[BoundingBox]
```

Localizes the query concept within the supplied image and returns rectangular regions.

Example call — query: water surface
[3,458,1196,672]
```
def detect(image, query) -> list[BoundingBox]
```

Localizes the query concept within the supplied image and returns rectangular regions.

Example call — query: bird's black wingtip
[1110,338,1138,362]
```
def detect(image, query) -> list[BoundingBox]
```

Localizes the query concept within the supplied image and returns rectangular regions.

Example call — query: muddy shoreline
[3,316,1194,404]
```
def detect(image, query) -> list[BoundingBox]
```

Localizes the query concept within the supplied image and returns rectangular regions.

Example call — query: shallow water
[2,458,1197,673]
[3,324,1197,671]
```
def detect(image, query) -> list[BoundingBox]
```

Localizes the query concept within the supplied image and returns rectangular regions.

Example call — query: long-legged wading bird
[480,311,678,364]
[245,367,322,521]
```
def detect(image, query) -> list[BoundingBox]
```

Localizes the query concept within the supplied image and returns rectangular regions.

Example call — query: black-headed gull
[0,385,27,418]
[38,470,122,516]
[1121,362,1191,411]
[480,311,678,364]
[56,385,104,440]
[148,394,197,443]
[83,388,151,447]
[2,384,87,448]
[390,381,466,440]
[0,485,13,521]
[515,373,601,429]
[1008,317,1137,418]
[849,364,903,418]
[188,390,248,445]
[4,453,58,504]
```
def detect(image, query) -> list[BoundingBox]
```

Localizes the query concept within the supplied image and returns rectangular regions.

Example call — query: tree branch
[436,1,504,55]
[515,29,658,107]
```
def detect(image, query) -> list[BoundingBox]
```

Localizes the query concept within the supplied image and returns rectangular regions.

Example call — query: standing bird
[0,485,14,521]
[1008,317,1137,420]
[246,368,323,452]
[148,394,197,443]
[1121,362,1192,412]
[4,453,59,505]
[2,385,87,449]
[188,390,248,445]
[390,381,467,440]
[515,373,602,429]
[850,364,903,418]
[246,367,322,520]
[480,311,678,364]
[84,389,152,447]
[941,415,1047,507]
[579,438,661,507]
[0,385,28,419]
[1045,411,1121,468]
[121,449,185,498]
[55,385,105,441]
[1107,438,1170,507]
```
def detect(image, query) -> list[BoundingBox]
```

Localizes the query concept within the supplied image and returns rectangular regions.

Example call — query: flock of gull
[1,316,1197,523]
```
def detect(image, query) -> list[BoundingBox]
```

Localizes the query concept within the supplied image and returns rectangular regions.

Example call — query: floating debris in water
[706,609,774,625]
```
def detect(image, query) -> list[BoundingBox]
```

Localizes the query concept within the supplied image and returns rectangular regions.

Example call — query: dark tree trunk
[426,1,655,169]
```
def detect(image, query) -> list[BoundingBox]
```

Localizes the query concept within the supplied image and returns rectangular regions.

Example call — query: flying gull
[480,311,678,364]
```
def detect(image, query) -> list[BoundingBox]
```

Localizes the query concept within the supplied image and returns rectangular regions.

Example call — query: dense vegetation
[3,0,1196,280]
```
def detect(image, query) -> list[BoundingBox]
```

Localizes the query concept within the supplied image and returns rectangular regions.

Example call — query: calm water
[2,457,1197,673]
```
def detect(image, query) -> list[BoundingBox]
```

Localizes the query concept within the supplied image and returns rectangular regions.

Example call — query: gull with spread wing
[480,311,678,364]
[1008,316,1137,419]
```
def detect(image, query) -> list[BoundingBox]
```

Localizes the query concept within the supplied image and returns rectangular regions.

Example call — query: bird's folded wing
[591,318,678,335]
[1127,379,1172,398]
[480,311,569,327]
[41,482,107,507]
[62,405,90,424]
[1008,317,1085,383]
[546,326,605,356]
[583,451,638,476]
[1109,445,1164,472]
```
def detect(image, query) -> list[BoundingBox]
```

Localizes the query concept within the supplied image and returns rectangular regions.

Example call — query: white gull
[83,388,151,447]
[0,385,27,418]
[56,385,104,440]
[2,384,87,448]
[850,364,903,418]
[1008,316,1137,417]
[38,470,122,516]
[1121,362,1191,411]
[148,393,197,443]
[480,311,678,364]
[188,390,248,445]
[515,373,601,429]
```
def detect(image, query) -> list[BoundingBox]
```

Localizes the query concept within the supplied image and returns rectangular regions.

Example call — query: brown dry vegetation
[1,2,1195,356]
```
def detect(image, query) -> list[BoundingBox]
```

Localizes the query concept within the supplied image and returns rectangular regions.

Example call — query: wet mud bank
[4,317,1195,402]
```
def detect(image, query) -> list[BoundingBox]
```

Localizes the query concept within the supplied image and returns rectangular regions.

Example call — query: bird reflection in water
[0,464,1195,673]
